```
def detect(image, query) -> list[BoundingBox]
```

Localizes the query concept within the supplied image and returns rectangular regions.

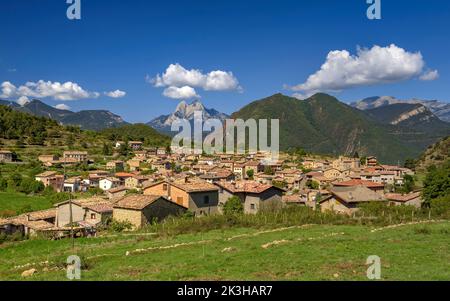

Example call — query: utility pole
[64,156,75,251]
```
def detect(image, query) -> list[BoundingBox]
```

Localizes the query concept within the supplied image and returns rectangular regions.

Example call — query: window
[90,213,96,220]
[250,204,255,210]
[163,184,168,191]
[204,195,210,205]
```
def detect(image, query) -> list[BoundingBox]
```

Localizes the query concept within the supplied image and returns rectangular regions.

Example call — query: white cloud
[0,81,17,99]
[105,89,126,98]
[55,104,71,111]
[1,80,124,102]
[150,63,242,99]
[16,96,30,106]
[288,44,435,96]
[419,69,439,81]
[163,86,200,100]
[1,80,98,101]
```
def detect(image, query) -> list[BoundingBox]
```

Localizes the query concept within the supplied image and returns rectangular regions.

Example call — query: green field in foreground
[0,221,449,281]
[0,192,53,216]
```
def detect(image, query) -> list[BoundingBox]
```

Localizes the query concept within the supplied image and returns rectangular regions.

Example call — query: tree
[306,180,319,190]
[264,166,274,175]
[246,169,254,179]
[66,134,75,148]
[102,143,113,156]
[360,156,367,166]
[402,174,415,193]
[404,158,416,170]
[222,196,243,215]
[422,160,450,203]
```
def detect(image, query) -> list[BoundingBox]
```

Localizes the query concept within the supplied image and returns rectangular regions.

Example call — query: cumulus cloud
[0,80,98,101]
[288,44,437,98]
[149,63,242,99]
[419,69,439,81]
[105,89,126,98]
[0,81,17,99]
[163,86,200,100]
[0,80,124,102]
[16,96,30,106]
[55,104,71,111]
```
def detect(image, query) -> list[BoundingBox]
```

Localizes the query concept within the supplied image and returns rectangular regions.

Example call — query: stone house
[319,185,385,215]
[63,151,88,163]
[0,209,56,237]
[35,171,64,192]
[128,141,143,150]
[54,197,113,228]
[106,160,124,171]
[38,154,59,164]
[385,192,423,208]
[143,179,219,216]
[199,169,235,183]
[63,177,82,193]
[113,195,186,228]
[125,175,151,189]
[332,179,385,196]
[214,181,284,214]
[0,150,13,162]
[106,186,129,199]
[114,172,135,185]
[127,159,142,171]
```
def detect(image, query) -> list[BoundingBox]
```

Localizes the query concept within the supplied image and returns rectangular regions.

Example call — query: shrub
[109,219,133,232]
[222,196,244,215]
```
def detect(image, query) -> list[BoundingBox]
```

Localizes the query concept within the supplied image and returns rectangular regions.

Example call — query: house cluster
[38,151,89,166]
[1,144,423,237]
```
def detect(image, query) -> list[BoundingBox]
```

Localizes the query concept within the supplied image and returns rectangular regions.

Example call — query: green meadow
[0,221,449,281]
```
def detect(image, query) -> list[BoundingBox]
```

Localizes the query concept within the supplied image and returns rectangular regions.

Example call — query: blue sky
[1,0,449,123]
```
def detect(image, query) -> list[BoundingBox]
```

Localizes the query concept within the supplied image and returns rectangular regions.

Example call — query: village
[0,140,421,239]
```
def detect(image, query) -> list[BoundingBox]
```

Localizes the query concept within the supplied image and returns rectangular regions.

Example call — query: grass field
[0,221,449,281]
[0,192,54,216]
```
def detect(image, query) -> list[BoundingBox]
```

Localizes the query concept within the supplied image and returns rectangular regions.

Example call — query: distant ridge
[0,99,128,131]
[231,93,450,164]
[352,96,450,123]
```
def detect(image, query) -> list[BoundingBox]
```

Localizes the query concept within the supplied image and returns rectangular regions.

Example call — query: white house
[99,177,121,191]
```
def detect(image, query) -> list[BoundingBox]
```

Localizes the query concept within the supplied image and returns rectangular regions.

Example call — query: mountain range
[0,99,128,131]
[147,100,229,136]
[231,93,450,164]
[351,96,450,123]
[2,94,449,164]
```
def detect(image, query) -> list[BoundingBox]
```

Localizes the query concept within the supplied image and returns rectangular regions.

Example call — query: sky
[0,0,449,123]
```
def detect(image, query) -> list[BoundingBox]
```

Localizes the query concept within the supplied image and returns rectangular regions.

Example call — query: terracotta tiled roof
[36,171,58,177]
[85,203,114,213]
[26,208,56,221]
[333,179,384,188]
[107,186,129,194]
[113,195,165,210]
[171,180,219,193]
[215,180,281,194]
[329,186,385,204]
[115,172,135,178]
[385,192,422,202]
[282,194,306,204]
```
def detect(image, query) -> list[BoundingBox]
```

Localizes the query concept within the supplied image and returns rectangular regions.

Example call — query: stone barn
[113,195,187,228]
